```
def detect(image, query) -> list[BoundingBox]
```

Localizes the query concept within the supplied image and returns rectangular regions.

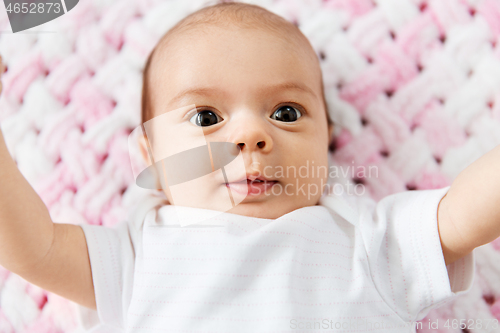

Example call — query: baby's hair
[141,1,334,132]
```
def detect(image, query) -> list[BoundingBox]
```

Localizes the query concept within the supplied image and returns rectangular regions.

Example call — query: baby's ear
[137,134,152,166]
[136,134,164,191]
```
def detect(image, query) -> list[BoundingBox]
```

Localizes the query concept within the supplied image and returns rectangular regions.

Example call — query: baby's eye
[189,110,223,126]
[270,105,302,122]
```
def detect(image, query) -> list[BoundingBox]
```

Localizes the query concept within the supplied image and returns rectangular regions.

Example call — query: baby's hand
[0,66,97,310]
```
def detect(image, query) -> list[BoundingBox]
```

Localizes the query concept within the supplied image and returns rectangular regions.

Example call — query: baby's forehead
[149,21,320,85]
[156,27,313,67]
[151,3,318,68]
[148,27,322,107]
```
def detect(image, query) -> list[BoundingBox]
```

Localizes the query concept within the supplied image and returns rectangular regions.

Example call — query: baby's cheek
[277,157,328,205]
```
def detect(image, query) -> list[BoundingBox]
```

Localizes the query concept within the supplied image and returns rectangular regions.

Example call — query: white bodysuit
[76,186,475,333]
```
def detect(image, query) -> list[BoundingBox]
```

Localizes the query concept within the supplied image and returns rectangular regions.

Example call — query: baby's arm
[0,57,96,310]
[437,144,500,266]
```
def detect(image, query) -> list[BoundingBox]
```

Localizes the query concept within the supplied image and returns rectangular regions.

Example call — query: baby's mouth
[225,178,278,196]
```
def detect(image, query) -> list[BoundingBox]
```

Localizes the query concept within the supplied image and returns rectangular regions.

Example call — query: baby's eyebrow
[169,82,317,105]
[266,82,317,98]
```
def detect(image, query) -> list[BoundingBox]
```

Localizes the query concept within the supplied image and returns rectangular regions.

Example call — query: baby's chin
[223,197,314,220]
[160,184,323,220]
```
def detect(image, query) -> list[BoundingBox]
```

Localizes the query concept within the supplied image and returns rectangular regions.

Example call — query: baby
[135,0,334,221]
[1,1,499,332]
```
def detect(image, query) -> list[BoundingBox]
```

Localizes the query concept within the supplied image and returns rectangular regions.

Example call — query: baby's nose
[237,141,266,150]
[229,117,273,153]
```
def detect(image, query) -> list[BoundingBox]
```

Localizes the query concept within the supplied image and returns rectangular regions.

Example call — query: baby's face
[146,26,330,219]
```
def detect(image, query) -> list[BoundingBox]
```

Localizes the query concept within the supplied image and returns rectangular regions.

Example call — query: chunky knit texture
[0,0,499,332]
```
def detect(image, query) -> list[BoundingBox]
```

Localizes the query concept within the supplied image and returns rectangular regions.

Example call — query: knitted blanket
[0,0,499,332]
